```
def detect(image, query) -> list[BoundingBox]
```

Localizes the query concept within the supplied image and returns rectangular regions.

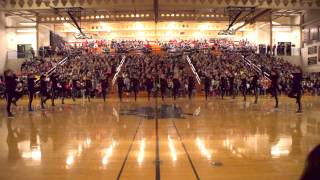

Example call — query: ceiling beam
[234,9,271,31]
[154,0,159,23]
[67,9,85,36]
[6,11,36,22]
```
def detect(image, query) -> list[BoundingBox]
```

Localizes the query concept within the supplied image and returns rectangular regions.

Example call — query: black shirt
[292,73,302,90]
[101,79,108,89]
[117,77,124,89]
[229,76,234,87]
[51,76,58,89]
[4,75,17,92]
[188,77,195,89]
[251,75,259,87]
[204,77,211,89]
[220,77,227,88]
[270,74,279,88]
[40,78,47,94]
[146,78,153,90]
[27,77,36,91]
[85,79,92,89]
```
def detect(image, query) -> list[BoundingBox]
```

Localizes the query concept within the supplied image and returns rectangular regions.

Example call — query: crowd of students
[1,39,317,118]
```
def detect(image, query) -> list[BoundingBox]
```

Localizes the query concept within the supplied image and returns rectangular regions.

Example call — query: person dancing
[60,75,68,104]
[250,72,259,104]
[160,75,167,101]
[4,70,17,118]
[71,74,79,102]
[50,73,58,106]
[270,70,280,108]
[220,74,227,99]
[40,75,50,109]
[228,72,235,99]
[188,75,195,100]
[145,75,153,101]
[117,75,125,102]
[85,75,92,102]
[204,74,211,100]
[172,77,180,100]
[27,72,36,111]
[240,73,248,102]
[288,68,303,113]
[131,75,139,101]
[100,76,109,102]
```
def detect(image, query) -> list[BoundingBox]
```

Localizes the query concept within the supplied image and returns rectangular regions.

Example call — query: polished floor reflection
[0,96,320,180]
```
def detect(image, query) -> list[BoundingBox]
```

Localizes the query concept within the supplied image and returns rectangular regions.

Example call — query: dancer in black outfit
[240,74,247,102]
[50,73,58,106]
[27,73,36,111]
[131,75,139,101]
[228,73,235,99]
[145,76,153,101]
[14,80,23,104]
[250,73,259,104]
[117,75,124,101]
[160,76,167,101]
[188,76,195,100]
[288,68,303,113]
[71,75,78,102]
[270,70,280,108]
[204,74,211,100]
[4,70,17,118]
[40,75,49,109]
[220,74,227,99]
[100,76,109,102]
[172,78,180,100]
[85,76,92,102]
[60,76,67,104]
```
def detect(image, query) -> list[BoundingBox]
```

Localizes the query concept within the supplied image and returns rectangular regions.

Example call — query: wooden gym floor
[0,95,319,180]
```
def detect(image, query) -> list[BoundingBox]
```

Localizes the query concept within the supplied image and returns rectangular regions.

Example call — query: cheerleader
[288,68,303,113]
[100,76,109,102]
[250,72,259,104]
[145,75,153,101]
[240,73,248,102]
[85,75,92,102]
[27,72,36,111]
[204,74,211,100]
[270,70,280,108]
[40,75,50,109]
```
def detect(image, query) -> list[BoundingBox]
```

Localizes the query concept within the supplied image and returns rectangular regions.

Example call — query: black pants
[242,87,247,101]
[188,88,193,99]
[72,88,77,102]
[205,88,210,100]
[40,91,50,109]
[251,86,258,103]
[271,88,279,107]
[133,89,138,101]
[85,88,91,102]
[288,89,302,111]
[6,92,15,114]
[220,87,226,99]
[147,89,152,101]
[61,90,66,104]
[102,89,107,102]
[230,86,235,99]
[118,87,123,101]
[161,88,166,100]
[173,88,179,100]
[51,88,58,105]
[28,91,35,109]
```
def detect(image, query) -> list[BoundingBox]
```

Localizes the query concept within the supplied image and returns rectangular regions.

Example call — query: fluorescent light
[19,22,37,26]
